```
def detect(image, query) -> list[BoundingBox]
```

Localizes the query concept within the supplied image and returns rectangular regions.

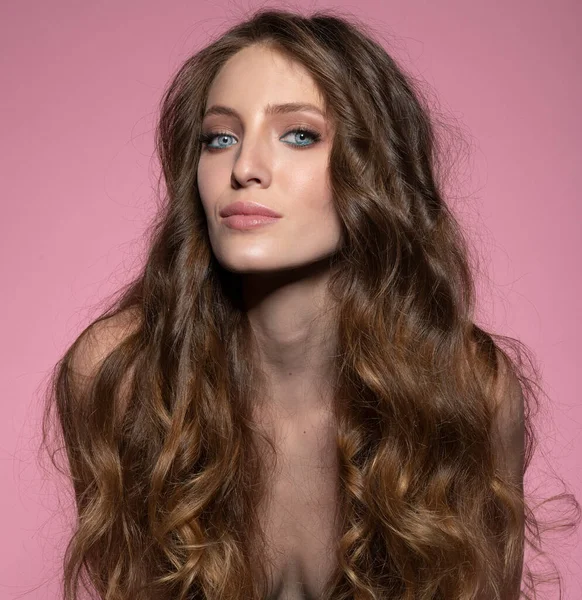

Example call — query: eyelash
[198,127,322,151]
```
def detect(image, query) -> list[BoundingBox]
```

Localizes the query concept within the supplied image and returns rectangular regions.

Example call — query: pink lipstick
[219,201,282,231]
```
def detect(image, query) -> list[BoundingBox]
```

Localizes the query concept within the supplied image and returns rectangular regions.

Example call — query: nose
[230,132,272,189]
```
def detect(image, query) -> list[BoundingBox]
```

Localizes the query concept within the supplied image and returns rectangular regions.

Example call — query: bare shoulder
[490,347,526,489]
[68,308,141,393]
[468,336,525,488]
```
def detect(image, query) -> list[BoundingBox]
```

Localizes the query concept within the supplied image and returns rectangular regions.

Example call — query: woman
[42,8,577,600]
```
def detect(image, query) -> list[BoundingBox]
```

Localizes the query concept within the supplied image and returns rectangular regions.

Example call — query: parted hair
[41,7,579,600]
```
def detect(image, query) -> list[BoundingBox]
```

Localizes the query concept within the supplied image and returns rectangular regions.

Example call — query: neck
[241,258,338,416]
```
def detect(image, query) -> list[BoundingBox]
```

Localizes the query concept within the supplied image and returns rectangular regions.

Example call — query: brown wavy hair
[40,7,580,600]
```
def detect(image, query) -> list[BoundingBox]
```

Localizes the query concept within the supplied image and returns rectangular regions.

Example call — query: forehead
[205,45,326,110]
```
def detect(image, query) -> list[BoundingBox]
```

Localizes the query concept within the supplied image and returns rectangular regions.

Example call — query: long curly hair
[41,7,580,600]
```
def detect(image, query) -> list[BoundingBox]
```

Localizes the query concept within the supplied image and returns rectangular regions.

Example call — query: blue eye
[280,128,322,147]
[198,128,322,151]
[198,131,236,149]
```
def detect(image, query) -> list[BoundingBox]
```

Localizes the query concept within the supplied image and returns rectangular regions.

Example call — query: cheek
[196,161,208,209]
[286,160,333,214]
[196,159,224,214]
[289,168,341,247]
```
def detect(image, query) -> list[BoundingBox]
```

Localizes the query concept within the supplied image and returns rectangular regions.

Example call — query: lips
[219,201,282,218]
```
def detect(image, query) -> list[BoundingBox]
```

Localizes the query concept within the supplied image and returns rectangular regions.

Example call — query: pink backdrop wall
[1,0,580,597]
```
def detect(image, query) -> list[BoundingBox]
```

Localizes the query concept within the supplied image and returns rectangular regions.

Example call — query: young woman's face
[197,44,342,274]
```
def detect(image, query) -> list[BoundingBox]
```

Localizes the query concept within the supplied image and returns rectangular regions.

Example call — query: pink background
[1,0,580,598]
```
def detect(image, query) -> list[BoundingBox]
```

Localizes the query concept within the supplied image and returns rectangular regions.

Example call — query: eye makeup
[198,126,322,151]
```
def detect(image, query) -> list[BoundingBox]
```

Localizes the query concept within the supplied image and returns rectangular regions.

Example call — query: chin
[213,255,277,274]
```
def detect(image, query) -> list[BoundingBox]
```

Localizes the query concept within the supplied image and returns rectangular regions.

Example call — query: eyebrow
[202,102,326,120]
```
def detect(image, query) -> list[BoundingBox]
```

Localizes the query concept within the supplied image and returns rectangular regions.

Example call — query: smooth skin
[197,44,342,597]
[197,44,342,420]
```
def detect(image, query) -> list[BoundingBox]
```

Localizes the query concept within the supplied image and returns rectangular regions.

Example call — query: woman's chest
[254,409,340,599]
